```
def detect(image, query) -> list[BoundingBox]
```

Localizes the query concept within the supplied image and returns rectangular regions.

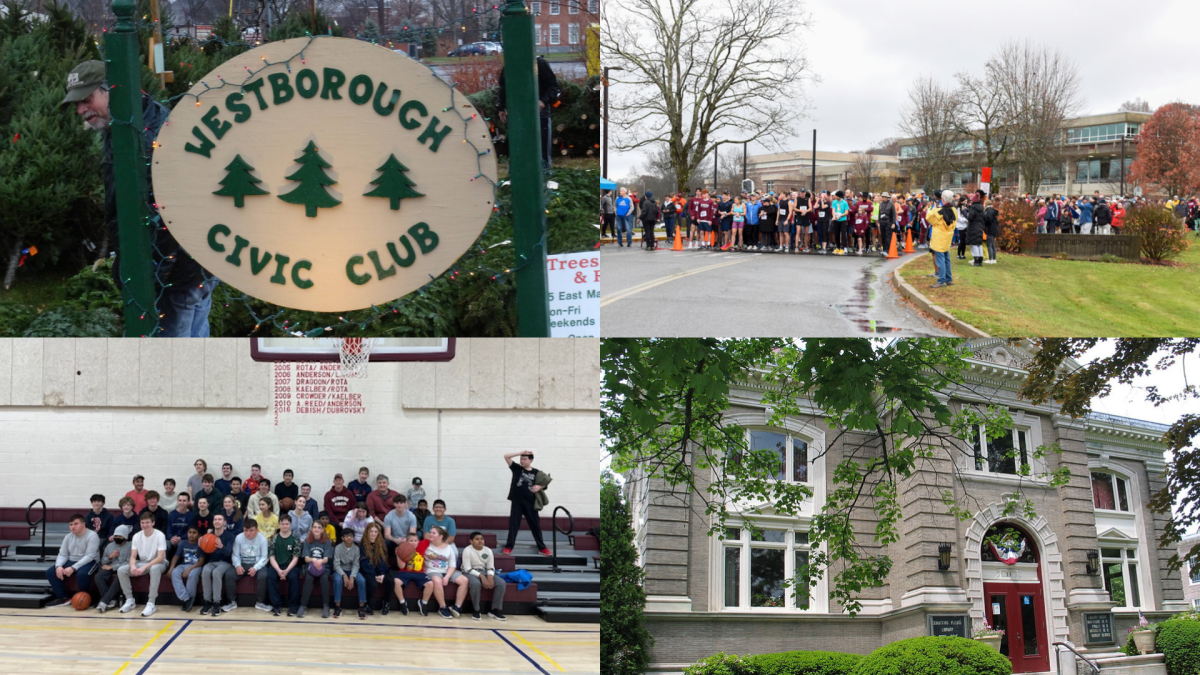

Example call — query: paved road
[600,245,953,337]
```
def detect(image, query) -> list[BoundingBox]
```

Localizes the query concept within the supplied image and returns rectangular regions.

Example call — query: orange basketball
[280,497,294,512]
[199,533,219,554]
[71,592,91,611]
[396,541,417,563]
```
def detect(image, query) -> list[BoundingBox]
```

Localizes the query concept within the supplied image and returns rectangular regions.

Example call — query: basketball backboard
[250,337,456,362]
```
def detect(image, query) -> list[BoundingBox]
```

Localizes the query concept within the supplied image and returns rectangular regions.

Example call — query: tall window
[534,27,541,44]
[549,24,560,44]
[722,527,812,610]
[568,23,579,45]
[967,425,1032,476]
[568,0,580,14]
[588,0,599,11]
[1101,547,1142,609]
[550,0,560,15]
[531,0,541,13]
[1091,472,1130,512]
[1189,558,1200,584]
[744,430,809,483]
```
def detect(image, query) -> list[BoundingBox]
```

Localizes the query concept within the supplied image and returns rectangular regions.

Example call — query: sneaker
[141,603,156,617]
[398,601,409,616]
[255,602,272,613]
[489,609,507,621]
[287,608,296,617]
[381,601,390,616]
[221,600,237,613]
[502,548,512,555]
[539,548,552,556]
[472,611,482,621]
[96,600,109,613]
[322,605,330,619]
[272,606,281,616]
[418,599,429,617]
[439,607,453,620]
[182,596,195,613]
[200,602,213,616]
[296,606,307,618]
[365,605,374,615]
[930,282,946,288]
[120,598,136,613]
[333,606,342,618]
[46,597,70,608]
[448,604,461,618]
[211,605,222,617]
[358,607,367,620]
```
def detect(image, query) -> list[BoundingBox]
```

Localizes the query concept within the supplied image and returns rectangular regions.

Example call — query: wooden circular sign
[153,37,498,312]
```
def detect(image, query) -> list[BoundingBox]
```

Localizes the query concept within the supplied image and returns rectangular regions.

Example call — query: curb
[891,255,991,338]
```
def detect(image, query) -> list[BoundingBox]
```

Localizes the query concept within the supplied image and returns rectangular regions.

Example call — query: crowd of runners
[599,186,1200,253]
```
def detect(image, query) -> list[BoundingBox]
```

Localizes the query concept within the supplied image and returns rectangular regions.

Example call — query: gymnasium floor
[0,607,599,674]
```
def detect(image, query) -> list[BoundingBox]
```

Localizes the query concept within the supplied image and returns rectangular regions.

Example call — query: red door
[983,582,1050,673]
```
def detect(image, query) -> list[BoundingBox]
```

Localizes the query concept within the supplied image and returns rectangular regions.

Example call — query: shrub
[443,56,503,95]
[1051,251,1070,260]
[600,472,653,675]
[21,306,120,336]
[750,650,863,675]
[1098,253,1124,263]
[1123,205,1191,263]
[996,200,1039,253]
[468,74,600,162]
[0,303,39,337]
[850,636,1011,675]
[1157,617,1200,675]
[684,653,757,675]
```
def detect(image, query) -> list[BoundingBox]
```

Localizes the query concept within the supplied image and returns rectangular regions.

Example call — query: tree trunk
[3,241,22,290]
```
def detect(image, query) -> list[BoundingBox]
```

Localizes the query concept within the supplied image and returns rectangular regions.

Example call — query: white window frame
[550,0,560,15]
[588,0,599,12]
[719,523,823,613]
[568,23,579,44]
[568,0,580,14]
[742,429,809,484]
[959,411,1047,484]
[534,27,541,45]
[548,24,560,45]
[1100,546,1145,610]
[531,0,541,13]
[1188,558,1200,585]
[1090,471,1132,513]
[969,425,1031,475]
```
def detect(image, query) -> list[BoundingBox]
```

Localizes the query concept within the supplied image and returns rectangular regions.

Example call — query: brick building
[530,0,598,54]
[627,339,1186,673]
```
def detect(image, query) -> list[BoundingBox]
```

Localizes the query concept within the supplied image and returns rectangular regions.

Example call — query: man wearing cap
[63,60,217,337]
[323,474,353,541]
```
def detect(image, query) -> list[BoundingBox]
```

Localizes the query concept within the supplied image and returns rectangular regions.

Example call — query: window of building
[740,430,808,483]
[722,526,812,610]
[568,23,579,44]
[531,0,541,13]
[766,180,775,192]
[568,0,580,14]
[1189,558,1200,584]
[534,27,541,44]
[1091,472,1130,512]
[968,425,1032,476]
[588,0,599,11]
[1067,123,1134,145]
[549,24,560,44]
[550,0,560,15]
[1101,547,1142,609]
[1194,598,1200,609]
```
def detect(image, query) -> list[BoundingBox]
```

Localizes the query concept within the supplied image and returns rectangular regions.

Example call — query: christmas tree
[277,140,341,217]
[363,154,424,210]
[212,154,269,207]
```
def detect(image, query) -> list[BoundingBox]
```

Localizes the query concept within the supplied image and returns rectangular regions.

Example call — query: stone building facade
[627,339,1186,673]
[1179,533,1200,610]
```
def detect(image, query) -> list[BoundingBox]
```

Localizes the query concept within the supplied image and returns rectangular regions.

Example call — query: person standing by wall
[502,451,551,556]
[600,190,616,243]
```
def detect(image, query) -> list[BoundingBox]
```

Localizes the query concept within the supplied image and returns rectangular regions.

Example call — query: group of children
[46,461,518,622]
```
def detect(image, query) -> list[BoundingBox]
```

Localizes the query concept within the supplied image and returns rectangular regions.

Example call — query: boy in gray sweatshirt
[332,529,365,618]
[231,520,270,613]
[44,513,101,606]
[463,531,507,621]
[95,525,133,611]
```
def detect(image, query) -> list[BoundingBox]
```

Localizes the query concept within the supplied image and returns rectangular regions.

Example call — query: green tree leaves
[600,472,653,675]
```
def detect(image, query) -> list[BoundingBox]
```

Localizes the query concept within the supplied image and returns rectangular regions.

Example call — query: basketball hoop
[332,338,378,378]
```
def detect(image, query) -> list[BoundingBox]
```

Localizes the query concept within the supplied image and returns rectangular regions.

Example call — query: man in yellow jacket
[926,190,959,288]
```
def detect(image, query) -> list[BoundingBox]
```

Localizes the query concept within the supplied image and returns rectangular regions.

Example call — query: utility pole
[811,130,816,195]
[713,143,719,192]
[1120,134,1126,198]
[601,66,621,179]
[742,142,747,183]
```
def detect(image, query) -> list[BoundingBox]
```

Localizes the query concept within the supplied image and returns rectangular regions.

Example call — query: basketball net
[332,337,377,378]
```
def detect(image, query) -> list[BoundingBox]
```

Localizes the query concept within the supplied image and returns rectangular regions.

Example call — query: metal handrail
[551,505,574,573]
[26,498,47,563]
[1053,642,1100,675]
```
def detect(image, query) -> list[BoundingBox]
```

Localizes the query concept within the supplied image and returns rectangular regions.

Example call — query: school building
[627,338,1186,673]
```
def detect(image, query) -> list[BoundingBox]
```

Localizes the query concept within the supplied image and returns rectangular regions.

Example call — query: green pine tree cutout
[363,154,425,210]
[212,154,270,207]
[277,140,341,217]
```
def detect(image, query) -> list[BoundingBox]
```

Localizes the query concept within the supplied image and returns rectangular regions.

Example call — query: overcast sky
[604,0,1200,180]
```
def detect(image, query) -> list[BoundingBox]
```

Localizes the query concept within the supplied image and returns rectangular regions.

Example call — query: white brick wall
[0,338,600,518]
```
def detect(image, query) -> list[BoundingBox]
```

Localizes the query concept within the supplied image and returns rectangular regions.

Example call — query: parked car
[447,43,489,57]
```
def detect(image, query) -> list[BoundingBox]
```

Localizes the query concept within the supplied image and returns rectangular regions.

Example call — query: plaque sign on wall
[153,37,498,311]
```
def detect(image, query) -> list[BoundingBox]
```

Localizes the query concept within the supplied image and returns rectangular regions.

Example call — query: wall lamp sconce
[938,543,953,571]
[1086,550,1100,576]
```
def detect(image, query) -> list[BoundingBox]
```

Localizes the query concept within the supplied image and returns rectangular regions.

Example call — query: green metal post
[107,0,157,336]
[501,0,550,337]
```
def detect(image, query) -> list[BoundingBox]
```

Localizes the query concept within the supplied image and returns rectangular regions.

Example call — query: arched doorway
[981,523,1050,673]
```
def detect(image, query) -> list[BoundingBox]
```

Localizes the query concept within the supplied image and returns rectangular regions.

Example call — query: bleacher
[0,506,599,622]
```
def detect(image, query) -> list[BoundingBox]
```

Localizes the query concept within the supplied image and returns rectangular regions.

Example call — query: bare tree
[603,0,817,193]
[986,40,1084,195]
[1120,97,1152,113]
[864,137,901,156]
[952,70,1011,176]
[897,76,959,193]
[846,154,880,195]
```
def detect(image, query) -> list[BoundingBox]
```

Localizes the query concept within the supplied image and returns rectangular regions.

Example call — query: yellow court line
[113,620,175,675]
[511,631,566,673]
[187,628,498,643]
[600,257,754,307]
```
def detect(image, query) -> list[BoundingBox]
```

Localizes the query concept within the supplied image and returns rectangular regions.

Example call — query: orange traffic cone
[904,228,914,253]
[673,226,683,251]
[886,230,899,259]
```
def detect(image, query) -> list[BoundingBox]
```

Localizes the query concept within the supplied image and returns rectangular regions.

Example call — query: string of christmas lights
[96,5,560,337]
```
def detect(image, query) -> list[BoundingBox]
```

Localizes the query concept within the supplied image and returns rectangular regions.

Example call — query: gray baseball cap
[61,60,106,108]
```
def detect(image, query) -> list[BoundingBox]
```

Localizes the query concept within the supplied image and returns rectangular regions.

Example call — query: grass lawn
[0,268,72,310]
[895,240,1200,336]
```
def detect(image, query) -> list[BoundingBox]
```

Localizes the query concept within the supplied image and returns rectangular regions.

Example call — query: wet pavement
[600,244,952,337]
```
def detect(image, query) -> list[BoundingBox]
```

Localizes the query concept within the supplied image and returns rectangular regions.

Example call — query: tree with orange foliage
[1127,102,1200,198]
